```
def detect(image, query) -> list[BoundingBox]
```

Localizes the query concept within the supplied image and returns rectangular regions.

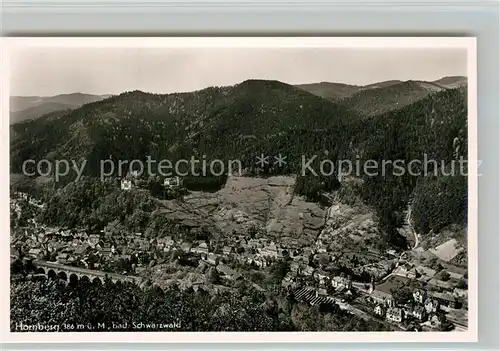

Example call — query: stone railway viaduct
[32,260,143,285]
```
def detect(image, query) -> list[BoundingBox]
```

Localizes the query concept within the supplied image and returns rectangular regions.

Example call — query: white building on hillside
[121,179,132,190]
[164,176,181,187]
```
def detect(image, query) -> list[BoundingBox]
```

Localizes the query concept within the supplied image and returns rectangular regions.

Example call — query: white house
[370,289,395,307]
[222,246,233,256]
[253,257,267,268]
[413,289,427,304]
[216,263,242,281]
[180,242,192,253]
[315,270,329,285]
[164,176,181,187]
[316,240,327,253]
[331,275,352,290]
[206,253,219,266]
[260,243,278,258]
[412,306,427,321]
[157,236,175,251]
[386,307,404,323]
[192,242,209,255]
[424,298,440,314]
[28,248,43,259]
[430,292,457,309]
[87,234,101,248]
[121,179,132,190]
[303,266,314,276]
[290,261,302,274]
[374,304,386,317]
[429,313,442,327]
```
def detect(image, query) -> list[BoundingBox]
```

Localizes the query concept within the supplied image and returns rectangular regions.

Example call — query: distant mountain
[10,79,467,181]
[295,80,413,102]
[342,80,451,117]
[432,76,468,89]
[297,77,467,117]
[10,93,111,124]
[358,80,402,91]
[10,80,357,176]
[295,80,407,102]
[294,82,360,101]
[10,102,75,124]
[10,93,112,111]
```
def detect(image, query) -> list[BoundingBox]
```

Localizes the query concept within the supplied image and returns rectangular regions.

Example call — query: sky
[10,47,468,97]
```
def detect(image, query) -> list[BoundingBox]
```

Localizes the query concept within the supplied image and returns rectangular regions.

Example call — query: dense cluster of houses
[15,225,148,270]
[368,257,467,329]
[15,205,300,279]
[371,288,456,329]
[11,190,467,331]
[16,209,358,290]
[158,235,298,272]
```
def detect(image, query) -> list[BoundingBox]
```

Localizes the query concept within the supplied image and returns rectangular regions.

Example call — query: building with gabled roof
[430,291,457,308]
[180,242,192,253]
[216,263,242,280]
[412,306,427,321]
[374,304,386,318]
[386,307,404,323]
[192,242,209,255]
[221,245,233,256]
[413,289,427,304]
[424,297,440,313]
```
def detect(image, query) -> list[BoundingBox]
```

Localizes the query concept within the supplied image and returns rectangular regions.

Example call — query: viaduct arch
[33,260,142,285]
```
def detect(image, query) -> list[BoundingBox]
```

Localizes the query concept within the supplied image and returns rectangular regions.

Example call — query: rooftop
[375,275,410,295]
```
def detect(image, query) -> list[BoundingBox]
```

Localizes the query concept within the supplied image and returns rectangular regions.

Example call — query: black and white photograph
[2,37,477,343]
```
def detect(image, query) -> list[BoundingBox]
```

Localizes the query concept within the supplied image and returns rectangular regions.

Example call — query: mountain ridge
[10,79,357,175]
[9,93,112,124]
[10,78,468,249]
[296,76,467,117]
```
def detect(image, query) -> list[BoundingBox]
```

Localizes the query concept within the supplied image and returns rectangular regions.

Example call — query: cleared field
[430,239,463,262]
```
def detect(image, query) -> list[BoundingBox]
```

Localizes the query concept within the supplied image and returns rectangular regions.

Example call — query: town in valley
[9,46,469,332]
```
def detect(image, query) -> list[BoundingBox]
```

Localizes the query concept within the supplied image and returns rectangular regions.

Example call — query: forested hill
[10,79,468,246]
[358,86,468,242]
[341,80,447,117]
[294,82,361,101]
[298,77,467,118]
[10,79,359,176]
